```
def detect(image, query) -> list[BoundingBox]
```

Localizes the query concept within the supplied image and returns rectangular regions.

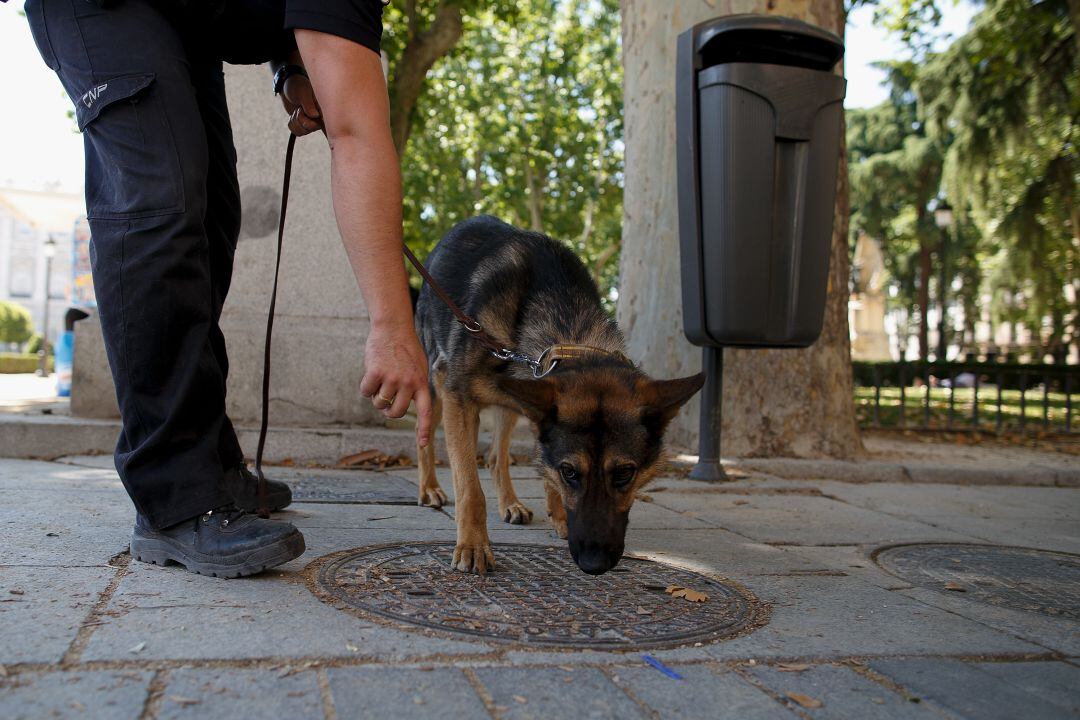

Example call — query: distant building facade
[0,187,88,348]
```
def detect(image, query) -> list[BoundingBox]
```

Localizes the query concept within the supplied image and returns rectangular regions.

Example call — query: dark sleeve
[285,0,384,56]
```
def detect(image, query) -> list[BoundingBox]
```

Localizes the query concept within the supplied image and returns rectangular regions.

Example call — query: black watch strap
[273,64,308,95]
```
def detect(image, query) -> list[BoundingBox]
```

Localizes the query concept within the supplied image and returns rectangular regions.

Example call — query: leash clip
[532,347,559,378]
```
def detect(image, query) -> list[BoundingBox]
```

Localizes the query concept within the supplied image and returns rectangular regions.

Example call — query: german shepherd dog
[414,216,704,575]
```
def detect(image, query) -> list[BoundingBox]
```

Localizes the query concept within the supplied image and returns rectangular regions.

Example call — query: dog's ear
[496,376,557,422]
[639,373,705,424]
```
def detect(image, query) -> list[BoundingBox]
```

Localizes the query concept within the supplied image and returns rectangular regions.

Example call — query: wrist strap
[273,64,308,95]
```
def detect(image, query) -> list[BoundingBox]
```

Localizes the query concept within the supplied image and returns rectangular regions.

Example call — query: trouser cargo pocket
[77,72,186,219]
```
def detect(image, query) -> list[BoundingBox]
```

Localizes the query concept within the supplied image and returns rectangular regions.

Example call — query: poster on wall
[71,217,95,308]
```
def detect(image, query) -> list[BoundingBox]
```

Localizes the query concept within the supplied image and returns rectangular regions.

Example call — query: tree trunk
[617,0,862,457]
[917,235,931,361]
[524,158,544,232]
[388,2,465,157]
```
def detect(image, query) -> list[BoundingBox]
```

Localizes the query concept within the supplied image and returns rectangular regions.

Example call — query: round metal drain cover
[308,542,766,649]
[875,543,1080,619]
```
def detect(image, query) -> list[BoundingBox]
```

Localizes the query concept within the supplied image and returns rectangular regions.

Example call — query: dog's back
[415,215,623,376]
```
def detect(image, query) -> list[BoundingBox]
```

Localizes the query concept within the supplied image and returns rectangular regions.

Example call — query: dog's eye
[558,463,580,487]
[612,465,636,489]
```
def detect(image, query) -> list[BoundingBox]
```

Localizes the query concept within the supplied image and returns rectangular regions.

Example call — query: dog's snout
[571,542,623,575]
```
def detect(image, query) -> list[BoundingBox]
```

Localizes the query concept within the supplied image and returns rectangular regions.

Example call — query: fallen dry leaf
[513,695,528,705]
[337,449,380,467]
[128,642,146,654]
[776,663,810,672]
[786,692,823,709]
[666,585,708,603]
[943,582,967,592]
[168,696,200,706]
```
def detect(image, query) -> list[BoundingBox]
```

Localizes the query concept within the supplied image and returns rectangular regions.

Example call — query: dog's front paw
[418,484,449,508]
[452,540,495,574]
[500,501,533,525]
[551,516,569,539]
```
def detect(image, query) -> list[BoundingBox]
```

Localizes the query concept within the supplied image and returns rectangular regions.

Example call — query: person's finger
[359,370,382,399]
[300,91,321,121]
[385,384,411,419]
[288,112,310,136]
[413,383,432,448]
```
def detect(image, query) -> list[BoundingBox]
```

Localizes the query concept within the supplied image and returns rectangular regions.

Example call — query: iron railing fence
[852,361,1078,434]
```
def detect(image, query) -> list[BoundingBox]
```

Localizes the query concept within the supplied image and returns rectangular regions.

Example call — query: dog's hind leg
[487,408,533,525]
[443,392,494,574]
[417,392,448,508]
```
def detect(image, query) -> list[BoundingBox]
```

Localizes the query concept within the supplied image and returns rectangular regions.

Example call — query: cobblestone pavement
[1,455,1078,719]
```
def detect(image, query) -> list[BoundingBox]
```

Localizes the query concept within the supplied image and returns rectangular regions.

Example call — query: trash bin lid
[694,14,843,72]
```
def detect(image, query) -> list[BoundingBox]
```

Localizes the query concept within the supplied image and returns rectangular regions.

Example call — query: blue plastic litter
[642,654,684,680]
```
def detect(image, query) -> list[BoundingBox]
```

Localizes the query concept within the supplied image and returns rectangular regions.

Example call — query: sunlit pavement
[1,454,1078,719]
[0,373,59,407]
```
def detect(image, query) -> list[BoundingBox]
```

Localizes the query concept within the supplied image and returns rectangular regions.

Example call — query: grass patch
[855,385,1075,432]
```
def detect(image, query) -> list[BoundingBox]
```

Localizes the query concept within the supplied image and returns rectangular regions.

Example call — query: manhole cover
[874,543,1080,619]
[283,474,417,505]
[307,542,766,649]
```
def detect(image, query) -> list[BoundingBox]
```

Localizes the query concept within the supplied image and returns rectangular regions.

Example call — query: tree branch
[388,2,465,156]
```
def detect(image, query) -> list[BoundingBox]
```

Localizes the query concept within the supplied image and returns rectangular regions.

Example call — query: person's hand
[280,74,324,136]
[359,321,433,448]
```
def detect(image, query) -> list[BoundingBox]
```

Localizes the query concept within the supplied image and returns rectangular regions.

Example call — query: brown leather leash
[253,134,626,517]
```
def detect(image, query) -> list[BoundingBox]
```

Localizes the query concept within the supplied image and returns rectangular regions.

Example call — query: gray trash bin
[677,14,846,347]
[675,15,846,481]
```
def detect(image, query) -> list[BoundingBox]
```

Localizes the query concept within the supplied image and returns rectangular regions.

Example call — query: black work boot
[224,464,292,512]
[130,506,305,578]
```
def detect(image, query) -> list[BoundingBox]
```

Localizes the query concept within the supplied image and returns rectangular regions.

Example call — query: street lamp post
[37,236,57,377]
[934,203,953,363]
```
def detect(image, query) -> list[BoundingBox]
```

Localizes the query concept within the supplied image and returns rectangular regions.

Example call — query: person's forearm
[269,50,304,76]
[328,134,412,329]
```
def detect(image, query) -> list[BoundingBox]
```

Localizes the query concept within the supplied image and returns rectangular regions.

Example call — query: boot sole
[130,529,305,578]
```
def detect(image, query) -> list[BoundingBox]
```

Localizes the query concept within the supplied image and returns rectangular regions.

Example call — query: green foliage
[388,0,624,305]
[848,61,947,357]
[916,0,1078,350]
[25,333,52,356]
[0,353,51,374]
[0,301,34,346]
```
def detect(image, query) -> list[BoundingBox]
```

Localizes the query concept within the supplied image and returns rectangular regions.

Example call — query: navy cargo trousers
[25,0,248,528]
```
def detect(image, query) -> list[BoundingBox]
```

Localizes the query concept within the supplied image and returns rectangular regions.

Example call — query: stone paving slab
[896,587,1080,657]
[327,667,489,719]
[742,663,940,719]
[81,560,500,663]
[909,515,1080,554]
[0,565,116,664]
[706,576,1046,660]
[648,493,978,545]
[815,481,1080,522]
[3,456,1080,719]
[0,488,131,566]
[611,664,796,719]
[867,658,1075,720]
[156,668,322,720]
[473,666,645,719]
[970,661,1080,712]
[0,669,152,720]
[281,502,456,530]
[786,544,1080,656]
